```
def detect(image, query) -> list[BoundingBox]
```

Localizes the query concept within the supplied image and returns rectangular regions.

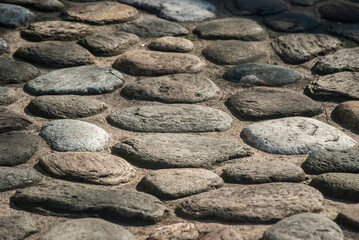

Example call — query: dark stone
[0,167,41,192]
[227,0,288,16]
[264,12,320,32]
[318,2,359,23]
[337,204,359,230]
[291,0,323,6]
[0,3,34,28]
[0,57,40,85]
[328,23,359,44]
[0,0,64,11]
[332,101,359,131]
[0,107,32,133]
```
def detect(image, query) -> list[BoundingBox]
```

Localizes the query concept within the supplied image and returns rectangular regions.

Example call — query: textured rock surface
[0,3,34,28]
[337,204,359,229]
[39,152,136,185]
[0,86,17,105]
[227,0,288,16]
[112,134,252,169]
[121,74,219,103]
[177,183,324,223]
[332,101,359,131]
[328,23,359,44]
[0,57,40,85]
[0,38,8,54]
[318,2,359,23]
[0,167,41,192]
[107,104,232,133]
[0,215,37,240]
[148,37,193,52]
[0,107,32,133]
[0,0,64,11]
[241,117,356,154]
[264,12,320,32]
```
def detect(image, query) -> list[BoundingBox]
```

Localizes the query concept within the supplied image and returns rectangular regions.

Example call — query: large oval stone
[328,23,359,44]
[0,57,40,85]
[318,2,359,23]
[332,101,359,131]
[148,37,193,53]
[0,167,41,192]
[0,0,64,11]
[0,215,37,240]
[0,3,34,28]
[0,107,32,133]
[264,12,320,33]
[227,0,288,16]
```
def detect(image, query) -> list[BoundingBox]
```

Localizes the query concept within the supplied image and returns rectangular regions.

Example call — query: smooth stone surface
[310,173,359,201]
[107,105,232,133]
[264,12,320,32]
[263,213,344,240]
[138,168,224,199]
[332,101,359,131]
[271,33,341,64]
[39,152,136,185]
[39,119,109,152]
[291,0,323,6]
[118,0,216,22]
[221,161,305,184]
[114,50,204,76]
[226,87,323,120]
[177,183,324,223]
[202,40,267,65]
[39,218,135,240]
[11,184,165,222]
[0,215,37,240]
[302,149,359,174]
[223,63,302,86]
[122,15,189,37]
[0,87,17,105]
[0,38,8,54]
[27,95,108,119]
[0,167,41,192]
[337,204,359,229]
[25,65,124,95]
[112,134,253,169]
[0,3,34,28]
[14,42,95,68]
[148,37,193,52]
[328,23,359,44]
[318,2,359,23]
[194,18,266,41]
[78,32,139,56]
[241,117,356,155]
[228,0,288,15]
[0,57,40,85]
[0,0,64,11]
[312,48,359,75]
[21,21,95,41]
[0,107,32,133]
[121,74,220,103]
[0,132,38,166]
[64,2,138,25]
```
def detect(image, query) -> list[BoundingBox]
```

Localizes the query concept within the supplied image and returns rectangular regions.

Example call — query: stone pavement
[0,0,359,239]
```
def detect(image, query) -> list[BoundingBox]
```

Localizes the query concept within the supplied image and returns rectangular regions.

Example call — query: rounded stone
[328,23,359,44]
[0,87,17,105]
[202,40,267,65]
[0,38,8,54]
[113,134,252,169]
[14,42,95,68]
[291,0,323,6]
[0,0,64,11]
[0,215,37,240]
[264,12,320,32]
[0,167,42,192]
[27,95,108,119]
[177,183,324,223]
[0,3,35,28]
[0,57,40,85]
[318,2,359,23]
[337,204,359,229]
[114,50,205,76]
[107,104,232,133]
[332,101,359,131]
[194,17,266,41]
[222,63,302,86]
[39,119,109,152]
[121,74,220,103]
[39,152,136,185]
[148,36,193,53]
[64,2,138,25]
[78,32,139,56]
[241,117,356,155]
[0,107,32,133]
[221,161,305,184]
[227,0,288,16]
[262,213,344,240]
[25,65,124,95]
[39,218,135,240]
[226,87,323,120]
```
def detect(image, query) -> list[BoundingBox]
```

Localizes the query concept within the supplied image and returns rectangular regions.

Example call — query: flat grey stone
[114,50,204,76]
[148,37,193,52]
[318,2,359,23]
[271,33,341,64]
[328,23,359,44]
[241,117,356,155]
[11,183,165,222]
[332,101,359,131]
[121,74,220,103]
[226,87,323,120]
[302,149,359,174]
[290,0,323,6]
[138,168,224,199]
[221,161,305,184]
[39,119,109,152]
[78,32,139,56]
[107,104,232,133]
[312,48,359,75]
[177,183,324,223]
[223,63,302,86]
[0,3,34,28]
[264,12,320,32]
[0,38,8,54]
[337,204,359,229]
[0,107,32,133]
[112,134,253,169]
[25,65,124,95]
[39,152,136,185]
[202,40,267,65]
[21,21,95,41]
[0,0,64,11]
[0,132,38,166]
[194,18,266,41]
[14,42,95,68]
[27,95,108,119]
[227,0,288,16]
[310,173,359,201]
[263,213,344,240]
[39,218,135,240]
[0,215,37,240]
[118,0,216,22]
[0,87,17,105]
[0,57,40,85]
[0,167,41,192]
[122,15,189,37]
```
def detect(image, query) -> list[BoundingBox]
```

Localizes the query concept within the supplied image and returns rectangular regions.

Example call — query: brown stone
[0,107,32,133]
[148,36,193,53]
[332,101,359,131]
